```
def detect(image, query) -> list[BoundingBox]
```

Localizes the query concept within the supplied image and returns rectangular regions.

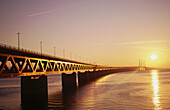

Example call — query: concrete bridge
[0,43,139,109]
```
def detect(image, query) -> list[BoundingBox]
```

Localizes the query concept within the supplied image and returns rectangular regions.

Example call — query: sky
[0,0,170,68]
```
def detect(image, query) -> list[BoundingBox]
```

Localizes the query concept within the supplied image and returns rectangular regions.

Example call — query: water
[0,70,170,110]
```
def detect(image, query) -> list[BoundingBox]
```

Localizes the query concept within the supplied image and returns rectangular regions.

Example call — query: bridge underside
[0,53,95,78]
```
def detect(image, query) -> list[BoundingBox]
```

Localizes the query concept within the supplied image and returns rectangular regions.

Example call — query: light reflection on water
[152,70,162,110]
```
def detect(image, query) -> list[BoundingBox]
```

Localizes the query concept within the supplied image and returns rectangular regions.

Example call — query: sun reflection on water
[152,70,162,110]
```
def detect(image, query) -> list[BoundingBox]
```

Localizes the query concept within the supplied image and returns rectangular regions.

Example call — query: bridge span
[0,43,115,78]
[0,43,140,109]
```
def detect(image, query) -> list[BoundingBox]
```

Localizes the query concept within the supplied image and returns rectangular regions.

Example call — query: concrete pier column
[21,75,48,110]
[78,71,88,86]
[87,71,94,81]
[62,72,77,91]
[96,70,102,78]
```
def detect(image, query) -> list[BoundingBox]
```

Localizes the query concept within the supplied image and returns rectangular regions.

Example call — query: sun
[150,55,157,60]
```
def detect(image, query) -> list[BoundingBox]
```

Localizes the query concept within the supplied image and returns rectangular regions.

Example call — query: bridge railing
[0,42,41,55]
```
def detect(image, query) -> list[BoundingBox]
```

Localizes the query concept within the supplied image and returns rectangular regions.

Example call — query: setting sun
[150,55,157,60]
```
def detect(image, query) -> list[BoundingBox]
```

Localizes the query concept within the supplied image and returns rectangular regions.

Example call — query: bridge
[0,43,116,78]
[0,43,139,109]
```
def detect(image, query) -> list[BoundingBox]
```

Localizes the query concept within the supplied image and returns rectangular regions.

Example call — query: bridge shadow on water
[48,89,77,110]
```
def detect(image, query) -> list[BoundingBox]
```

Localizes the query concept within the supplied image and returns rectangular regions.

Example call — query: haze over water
[1,70,170,109]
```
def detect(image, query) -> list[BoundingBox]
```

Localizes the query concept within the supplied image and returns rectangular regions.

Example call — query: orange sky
[0,0,170,68]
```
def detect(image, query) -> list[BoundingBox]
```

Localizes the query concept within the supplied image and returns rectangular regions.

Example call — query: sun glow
[150,55,157,60]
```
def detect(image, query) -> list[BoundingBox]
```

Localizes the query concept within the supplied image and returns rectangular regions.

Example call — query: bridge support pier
[21,75,48,110]
[87,71,95,81]
[78,71,89,85]
[62,72,77,92]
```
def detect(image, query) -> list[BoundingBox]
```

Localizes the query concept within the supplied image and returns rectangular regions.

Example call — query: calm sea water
[0,70,170,110]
